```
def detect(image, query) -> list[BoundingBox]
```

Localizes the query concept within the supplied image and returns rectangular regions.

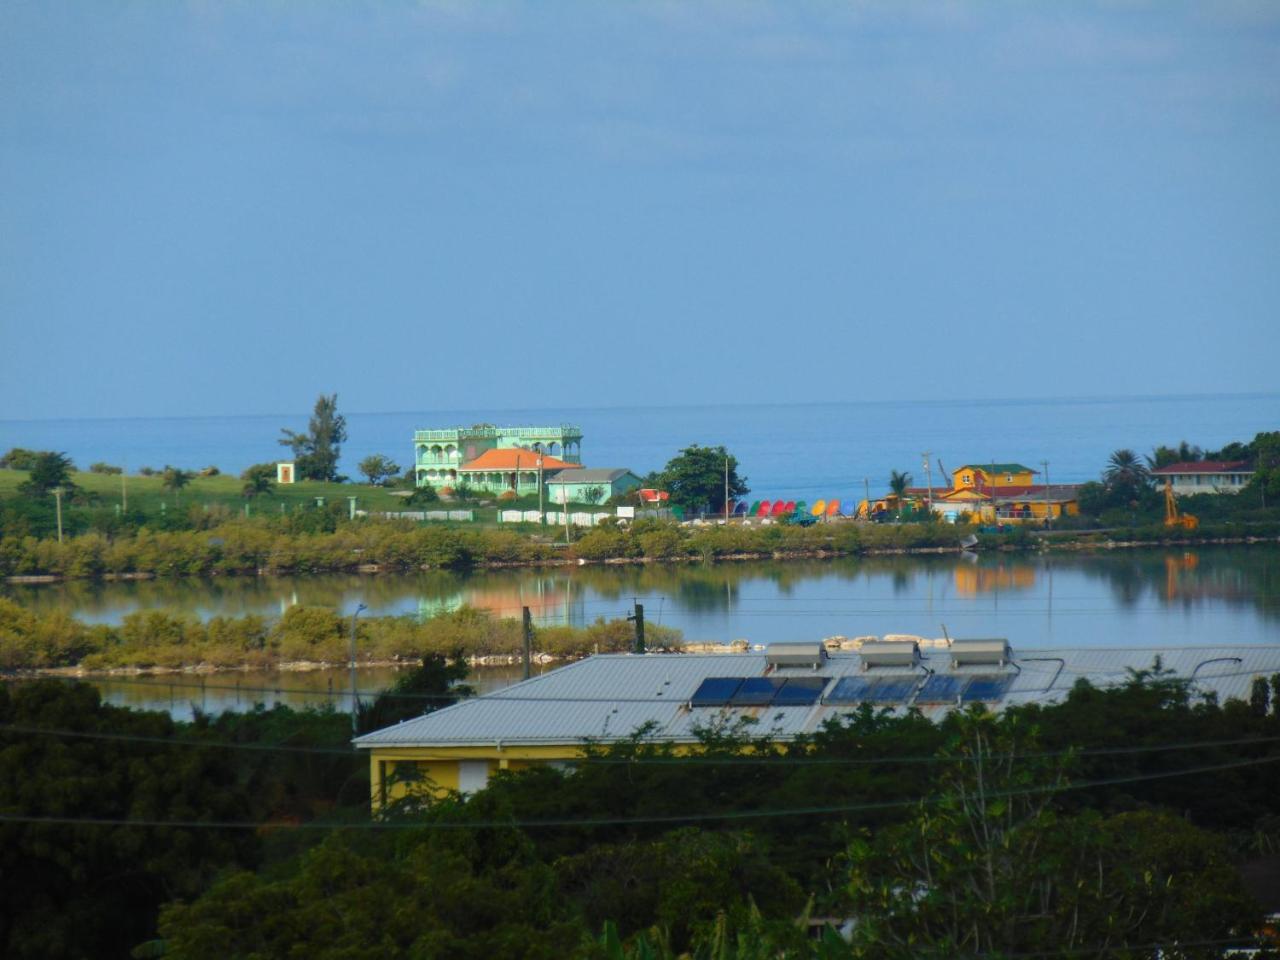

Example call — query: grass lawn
[0,469,413,514]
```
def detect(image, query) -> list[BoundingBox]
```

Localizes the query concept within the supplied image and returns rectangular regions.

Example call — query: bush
[88,462,123,475]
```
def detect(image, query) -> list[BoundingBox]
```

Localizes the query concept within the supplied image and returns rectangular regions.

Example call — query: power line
[0,752,1276,832]
[7,662,1276,707]
[5,720,1275,765]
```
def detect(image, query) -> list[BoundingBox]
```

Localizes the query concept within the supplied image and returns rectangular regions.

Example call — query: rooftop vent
[765,642,827,669]
[859,640,921,670]
[951,639,1012,668]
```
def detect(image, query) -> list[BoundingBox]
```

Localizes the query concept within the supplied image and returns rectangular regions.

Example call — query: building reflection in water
[416,575,586,627]
[953,561,1037,596]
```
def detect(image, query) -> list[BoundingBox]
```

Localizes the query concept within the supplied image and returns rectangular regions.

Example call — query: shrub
[88,462,123,475]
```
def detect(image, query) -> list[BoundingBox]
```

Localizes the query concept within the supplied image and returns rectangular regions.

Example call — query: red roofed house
[456,447,580,496]
[1151,461,1254,496]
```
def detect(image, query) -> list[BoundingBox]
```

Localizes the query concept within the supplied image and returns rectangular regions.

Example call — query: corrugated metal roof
[546,468,636,484]
[353,646,1280,748]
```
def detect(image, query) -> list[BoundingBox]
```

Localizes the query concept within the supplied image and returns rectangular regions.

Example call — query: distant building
[1151,460,1254,496]
[276,462,295,484]
[925,463,1080,523]
[545,468,642,505]
[354,640,1280,805]
[413,424,583,491]
[456,448,579,496]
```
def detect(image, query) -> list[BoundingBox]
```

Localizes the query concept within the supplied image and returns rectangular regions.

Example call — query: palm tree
[1103,449,1149,491]
[889,470,912,520]
[161,465,194,504]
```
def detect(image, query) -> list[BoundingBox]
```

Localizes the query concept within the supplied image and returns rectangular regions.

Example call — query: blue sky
[2,1,1277,420]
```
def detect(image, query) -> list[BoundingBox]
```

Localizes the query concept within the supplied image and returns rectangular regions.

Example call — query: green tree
[656,445,748,514]
[280,393,348,482]
[1147,441,1202,469]
[355,652,473,734]
[1102,448,1152,513]
[841,713,1260,959]
[888,469,911,519]
[239,462,276,498]
[0,447,49,470]
[358,453,401,486]
[1247,430,1280,505]
[18,451,77,499]
[161,465,195,502]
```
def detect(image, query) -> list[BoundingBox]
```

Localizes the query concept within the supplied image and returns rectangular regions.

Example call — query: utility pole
[52,487,64,543]
[1041,460,1050,526]
[522,606,533,680]
[121,466,128,512]
[863,477,871,520]
[537,455,544,524]
[724,453,729,524]
[563,481,571,544]
[922,451,933,518]
[628,602,645,653]
[349,603,367,734]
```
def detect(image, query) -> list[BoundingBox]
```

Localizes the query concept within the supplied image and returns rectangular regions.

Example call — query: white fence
[498,510,614,527]
[357,510,475,523]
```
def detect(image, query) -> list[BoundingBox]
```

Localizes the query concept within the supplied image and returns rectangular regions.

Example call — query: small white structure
[277,462,296,484]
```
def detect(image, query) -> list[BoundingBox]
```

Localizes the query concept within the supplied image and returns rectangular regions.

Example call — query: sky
[2,1,1278,420]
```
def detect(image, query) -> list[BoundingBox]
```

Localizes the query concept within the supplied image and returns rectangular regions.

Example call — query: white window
[458,761,489,795]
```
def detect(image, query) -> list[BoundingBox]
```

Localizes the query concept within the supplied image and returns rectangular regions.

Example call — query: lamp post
[349,602,367,734]
[52,487,64,543]
[537,455,544,523]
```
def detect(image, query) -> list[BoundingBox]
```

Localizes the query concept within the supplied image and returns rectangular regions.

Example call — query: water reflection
[3,547,1277,651]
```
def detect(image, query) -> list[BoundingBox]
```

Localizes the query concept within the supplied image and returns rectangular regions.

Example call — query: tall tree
[18,451,76,498]
[656,445,748,514]
[1102,448,1150,504]
[888,469,911,519]
[280,394,348,482]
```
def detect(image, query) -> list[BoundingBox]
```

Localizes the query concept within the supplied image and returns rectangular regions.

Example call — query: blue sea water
[1,393,1277,503]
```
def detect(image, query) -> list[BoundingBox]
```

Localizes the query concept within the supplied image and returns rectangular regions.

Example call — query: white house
[1151,460,1254,496]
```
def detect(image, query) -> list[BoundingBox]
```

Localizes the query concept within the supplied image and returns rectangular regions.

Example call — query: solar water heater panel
[826,677,875,704]
[960,675,1014,702]
[915,675,969,704]
[773,677,828,705]
[730,677,784,706]
[690,677,745,707]
[865,677,919,703]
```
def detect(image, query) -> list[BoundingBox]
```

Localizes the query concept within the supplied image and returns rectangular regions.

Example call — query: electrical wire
[0,751,1275,832]
[4,720,1276,765]
[6,663,1276,706]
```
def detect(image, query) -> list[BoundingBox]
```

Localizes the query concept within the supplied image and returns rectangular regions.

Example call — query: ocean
[2,393,1277,503]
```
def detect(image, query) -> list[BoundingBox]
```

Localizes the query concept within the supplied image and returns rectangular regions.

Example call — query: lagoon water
[2,393,1278,503]
[5,545,1277,718]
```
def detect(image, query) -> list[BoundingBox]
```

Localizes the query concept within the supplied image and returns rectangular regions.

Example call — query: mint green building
[413,424,583,491]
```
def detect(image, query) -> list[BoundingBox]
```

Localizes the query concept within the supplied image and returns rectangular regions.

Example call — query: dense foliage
[0,600,682,670]
[2,665,1279,958]
[648,445,749,514]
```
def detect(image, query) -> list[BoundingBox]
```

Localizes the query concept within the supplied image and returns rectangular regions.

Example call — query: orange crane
[1164,479,1198,530]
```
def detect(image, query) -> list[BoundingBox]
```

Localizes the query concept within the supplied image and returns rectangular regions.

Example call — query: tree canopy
[652,445,748,514]
[280,394,348,482]
[358,453,401,486]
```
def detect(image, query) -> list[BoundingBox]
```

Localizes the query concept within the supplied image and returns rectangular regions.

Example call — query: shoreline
[6,531,1279,586]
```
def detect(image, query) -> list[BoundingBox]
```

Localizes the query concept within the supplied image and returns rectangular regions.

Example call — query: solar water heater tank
[765,642,827,668]
[950,639,1012,668]
[859,640,921,669]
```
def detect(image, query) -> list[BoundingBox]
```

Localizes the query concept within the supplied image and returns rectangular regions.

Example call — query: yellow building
[934,462,1080,524]
[354,641,1280,810]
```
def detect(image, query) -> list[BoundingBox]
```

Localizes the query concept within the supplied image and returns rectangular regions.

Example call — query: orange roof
[458,448,579,472]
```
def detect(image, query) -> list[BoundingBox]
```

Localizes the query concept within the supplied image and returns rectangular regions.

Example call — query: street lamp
[349,602,367,734]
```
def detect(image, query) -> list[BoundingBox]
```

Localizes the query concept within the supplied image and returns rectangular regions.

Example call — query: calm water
[2,394,1278,502]
[5,545,1276,718]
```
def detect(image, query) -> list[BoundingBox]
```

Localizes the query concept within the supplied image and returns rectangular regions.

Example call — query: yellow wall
[367,744,584,806]
[952,467,1036,490]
